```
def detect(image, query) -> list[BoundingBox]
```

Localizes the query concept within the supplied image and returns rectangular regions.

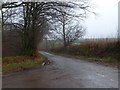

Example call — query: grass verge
[3,54,47,74]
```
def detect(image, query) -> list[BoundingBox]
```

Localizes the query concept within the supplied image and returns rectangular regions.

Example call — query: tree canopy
[2,1,92,56]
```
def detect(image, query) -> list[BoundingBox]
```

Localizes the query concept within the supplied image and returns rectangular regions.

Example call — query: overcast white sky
[83,0,119,38]
[0,0,119,38]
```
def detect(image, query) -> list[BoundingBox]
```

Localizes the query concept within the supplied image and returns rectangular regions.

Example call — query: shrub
[50,40,119,61]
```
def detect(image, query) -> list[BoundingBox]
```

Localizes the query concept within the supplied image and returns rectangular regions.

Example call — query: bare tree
[2,1,92,56]
[49,7,86,47]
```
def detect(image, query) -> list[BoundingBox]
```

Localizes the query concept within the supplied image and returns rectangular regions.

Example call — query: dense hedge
[50,41,120,60]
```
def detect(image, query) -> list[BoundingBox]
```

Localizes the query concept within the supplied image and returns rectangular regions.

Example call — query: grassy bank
[3,54,47,74]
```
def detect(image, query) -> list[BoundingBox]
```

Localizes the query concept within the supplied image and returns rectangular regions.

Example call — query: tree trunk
[62,14,67,47]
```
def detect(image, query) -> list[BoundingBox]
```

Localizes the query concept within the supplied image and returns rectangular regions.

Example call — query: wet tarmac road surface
[3,52,118,88]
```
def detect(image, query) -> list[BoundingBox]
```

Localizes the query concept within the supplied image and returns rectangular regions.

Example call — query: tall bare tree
[2,1,92,56]
[49,7,86,47]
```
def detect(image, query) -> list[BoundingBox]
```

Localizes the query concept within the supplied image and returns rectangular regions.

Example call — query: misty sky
[0,0,119,38]
[83,0,119,38]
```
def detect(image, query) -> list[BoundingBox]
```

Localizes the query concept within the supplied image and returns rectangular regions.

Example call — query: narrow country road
[3,52,118,88]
